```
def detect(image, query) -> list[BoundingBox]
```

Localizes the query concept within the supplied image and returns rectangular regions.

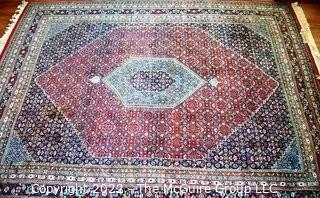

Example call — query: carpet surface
[0,1,320,197]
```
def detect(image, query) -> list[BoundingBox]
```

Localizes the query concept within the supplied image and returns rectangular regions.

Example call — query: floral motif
[130,70,175,92]
[0,2,319,195]
[35,26,278,159]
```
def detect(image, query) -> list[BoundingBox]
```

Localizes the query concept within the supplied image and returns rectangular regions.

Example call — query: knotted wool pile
[0,1,319,197]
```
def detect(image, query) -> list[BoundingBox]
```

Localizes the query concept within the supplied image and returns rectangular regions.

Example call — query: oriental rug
[0,1,320,197]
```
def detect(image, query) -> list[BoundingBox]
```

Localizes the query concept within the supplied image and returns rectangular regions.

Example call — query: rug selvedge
[0,1,319,196]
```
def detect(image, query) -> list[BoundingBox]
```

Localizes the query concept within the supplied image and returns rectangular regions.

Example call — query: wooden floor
[0,1,319,49]
[300,4,320,49]
[0,0,20,38]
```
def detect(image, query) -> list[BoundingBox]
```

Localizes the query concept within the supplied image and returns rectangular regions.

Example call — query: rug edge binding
[0,0,28,57]
[292,2,320,80]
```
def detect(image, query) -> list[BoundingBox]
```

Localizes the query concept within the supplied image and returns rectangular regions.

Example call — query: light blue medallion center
[103,57,205,108]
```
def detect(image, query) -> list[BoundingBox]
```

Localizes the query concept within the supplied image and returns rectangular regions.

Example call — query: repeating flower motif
[130,70,175,92]
[36,26,278,159]
[1,3,319,196]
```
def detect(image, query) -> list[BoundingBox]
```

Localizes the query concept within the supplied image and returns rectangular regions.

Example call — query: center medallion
[103,58,206,108]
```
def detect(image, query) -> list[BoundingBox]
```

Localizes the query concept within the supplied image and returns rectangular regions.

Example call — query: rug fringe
[292,2,320,80]
[0,0,28,56]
